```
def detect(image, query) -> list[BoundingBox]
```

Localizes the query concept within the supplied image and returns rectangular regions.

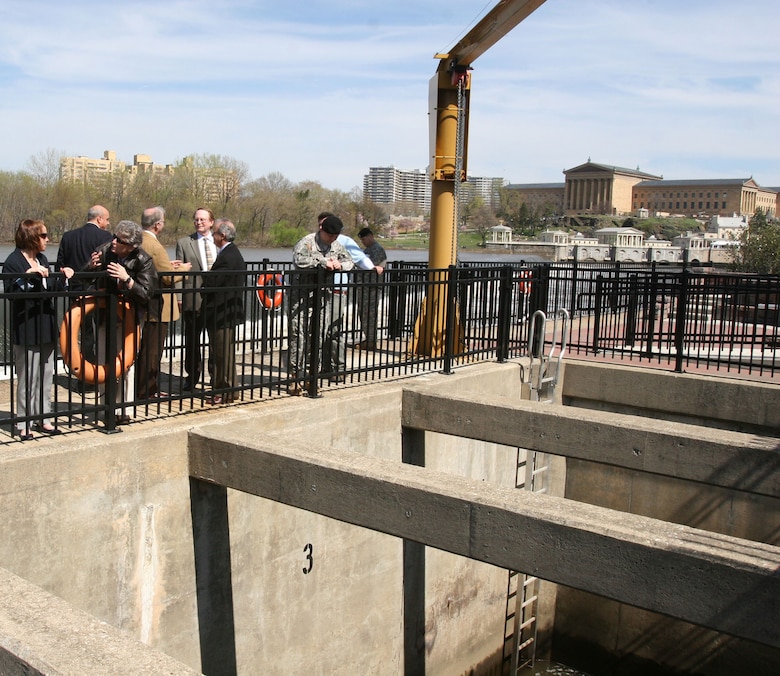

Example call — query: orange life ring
[518,270,532,295]
[256,273,284,309]
[59,297,140,384]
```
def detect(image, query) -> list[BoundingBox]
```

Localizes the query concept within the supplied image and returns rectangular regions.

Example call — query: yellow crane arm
[435,0,548,71]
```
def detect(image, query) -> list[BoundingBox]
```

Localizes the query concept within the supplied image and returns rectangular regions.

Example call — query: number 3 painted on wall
[303,543,313,574]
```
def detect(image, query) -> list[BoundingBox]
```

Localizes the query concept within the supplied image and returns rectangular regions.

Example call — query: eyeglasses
[113,235,132,246]
[39,232,49,239]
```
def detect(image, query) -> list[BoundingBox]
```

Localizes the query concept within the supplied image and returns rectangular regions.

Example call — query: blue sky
[1,0,778,192]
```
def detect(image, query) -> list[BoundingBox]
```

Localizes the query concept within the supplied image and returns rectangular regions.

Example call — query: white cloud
[0,0,778,191]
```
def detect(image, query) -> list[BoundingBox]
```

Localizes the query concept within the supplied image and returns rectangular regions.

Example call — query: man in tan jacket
[135,206,191,398]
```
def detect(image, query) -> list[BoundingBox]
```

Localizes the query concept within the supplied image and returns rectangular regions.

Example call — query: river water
[0,244,545,267]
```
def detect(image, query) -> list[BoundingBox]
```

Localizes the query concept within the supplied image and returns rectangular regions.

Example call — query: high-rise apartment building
[363,166,504,214]
[363,167,431,214]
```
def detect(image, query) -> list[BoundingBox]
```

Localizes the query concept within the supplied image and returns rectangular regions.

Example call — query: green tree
[731,209,780,274]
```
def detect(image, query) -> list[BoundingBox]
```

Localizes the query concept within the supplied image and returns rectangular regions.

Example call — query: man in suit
[57,205,113,288]
[135,206,192,399]
[56,205,114,369]
[174,207,218,390]
[200,219,246,405]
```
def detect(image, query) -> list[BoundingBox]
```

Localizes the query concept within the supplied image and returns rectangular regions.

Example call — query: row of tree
[2,150,777,272]
[0,150,391,246]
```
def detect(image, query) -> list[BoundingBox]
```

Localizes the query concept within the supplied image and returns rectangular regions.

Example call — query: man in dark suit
[57,205,113,289]
[174,207,218,390]
[200,219,246,405]
[56,205,113,368]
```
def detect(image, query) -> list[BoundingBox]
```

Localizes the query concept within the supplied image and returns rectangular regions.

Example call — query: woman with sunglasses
[3,219,74,439]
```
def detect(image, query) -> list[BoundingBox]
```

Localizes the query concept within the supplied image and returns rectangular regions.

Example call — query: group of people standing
[3,205,247,438]
[3,204,386,436]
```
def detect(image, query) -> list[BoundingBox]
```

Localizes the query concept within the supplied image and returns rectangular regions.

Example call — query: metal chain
[452,77,466,266]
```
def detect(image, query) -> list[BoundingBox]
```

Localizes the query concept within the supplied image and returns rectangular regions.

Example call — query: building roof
[635,177,760,188]
[564,161,662,180]
[504,182,565,190]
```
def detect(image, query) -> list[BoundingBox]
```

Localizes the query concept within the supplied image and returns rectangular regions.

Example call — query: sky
[1,0,778,193]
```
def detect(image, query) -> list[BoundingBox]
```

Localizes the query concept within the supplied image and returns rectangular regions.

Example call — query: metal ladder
[502,449,551,674]
[502,309,569,673]
[526,308,570,403]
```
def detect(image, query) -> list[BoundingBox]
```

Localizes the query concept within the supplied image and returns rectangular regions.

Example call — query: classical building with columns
[632,177,777,218]
[563,161,661,216]
[506,160,778,219]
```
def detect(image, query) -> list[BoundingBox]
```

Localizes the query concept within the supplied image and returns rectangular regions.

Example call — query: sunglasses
[113,235,132,246]
[39,232,49,239]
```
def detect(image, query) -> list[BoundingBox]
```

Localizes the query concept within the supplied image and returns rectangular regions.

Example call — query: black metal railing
[1,261,778,438]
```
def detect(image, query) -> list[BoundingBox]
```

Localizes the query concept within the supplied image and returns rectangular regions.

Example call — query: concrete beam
[188,431,780,648]
[401,390,780,498]
[0,567,198,675]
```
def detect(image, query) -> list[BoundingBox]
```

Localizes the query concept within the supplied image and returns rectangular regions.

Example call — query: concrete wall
[555,360,780,675]
[1,359,776,675]
[0,363,526,675]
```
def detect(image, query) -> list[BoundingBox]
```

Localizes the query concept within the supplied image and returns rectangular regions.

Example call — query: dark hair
[358,227,373,238]
[15,219,46,251]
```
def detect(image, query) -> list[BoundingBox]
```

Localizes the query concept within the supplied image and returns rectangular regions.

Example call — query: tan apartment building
[60,150,174,183]
[59,150,126,183]
[59,150,234,203]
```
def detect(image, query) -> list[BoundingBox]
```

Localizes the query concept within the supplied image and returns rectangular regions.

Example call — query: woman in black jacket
[3,219,74,439]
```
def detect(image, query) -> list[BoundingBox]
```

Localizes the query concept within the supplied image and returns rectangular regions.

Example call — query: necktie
[204,238,214,270]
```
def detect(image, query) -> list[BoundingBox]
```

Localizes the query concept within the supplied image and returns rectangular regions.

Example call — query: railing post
[387,263,403,339]
[527,265,549,357]
[305,268,324,397]
[593,274,604,354]
[626,274,638,346]
[673,269,689,373]
[442,265,458,375]
[103,291,119,432]
[496,266,513,362]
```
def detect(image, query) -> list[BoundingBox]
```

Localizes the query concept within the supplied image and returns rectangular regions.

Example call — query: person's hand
[28,261,49,277]
[89,250,102,268]
[375,265,384,275]
[107,261,130,282]
[62,266,75,279]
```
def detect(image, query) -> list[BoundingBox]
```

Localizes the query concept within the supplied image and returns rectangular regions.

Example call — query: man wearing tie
[175,207,217,390]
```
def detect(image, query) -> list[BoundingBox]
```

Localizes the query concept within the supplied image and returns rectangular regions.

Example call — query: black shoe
[182,375,199,391]
[35,424,62,436]
[116,415,132,425]
[15,429,34,441]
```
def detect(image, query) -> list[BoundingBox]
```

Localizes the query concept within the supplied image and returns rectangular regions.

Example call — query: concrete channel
[0,360,777,674]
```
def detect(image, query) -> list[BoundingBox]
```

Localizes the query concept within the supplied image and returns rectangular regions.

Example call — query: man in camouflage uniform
[354,227,387,351]
[288,214,354,395]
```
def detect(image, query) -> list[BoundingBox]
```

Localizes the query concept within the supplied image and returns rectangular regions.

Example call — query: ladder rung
[521,595,538,608]
[523,576,538,586]
[519,617,536,630]
[517,638,534,651]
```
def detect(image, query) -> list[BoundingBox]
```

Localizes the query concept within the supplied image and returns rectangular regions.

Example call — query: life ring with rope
[256,273,284,309]
[518,270,532,295]
[59,296,140,384]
